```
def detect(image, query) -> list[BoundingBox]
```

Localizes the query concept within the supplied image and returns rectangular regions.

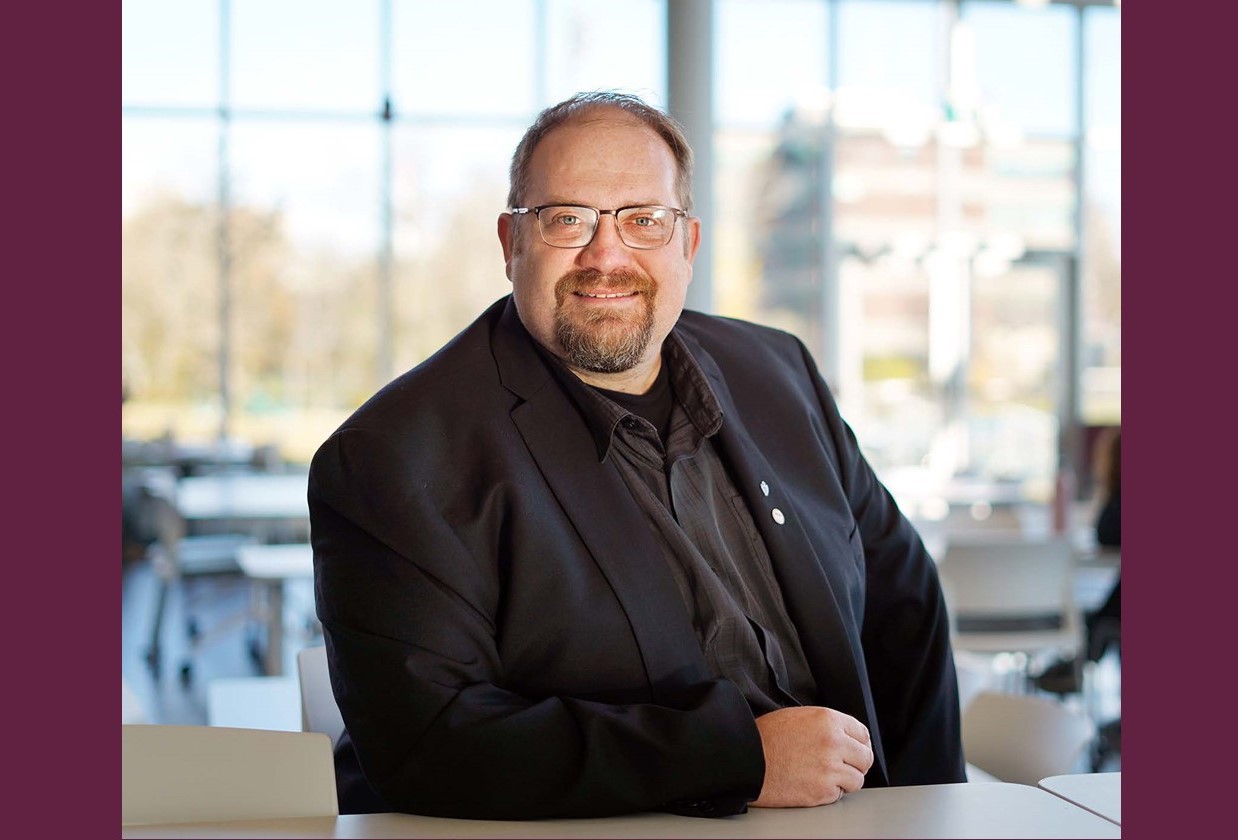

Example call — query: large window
[122,0,666,463]
[713,0,1120,515]
[124,0,1120,505]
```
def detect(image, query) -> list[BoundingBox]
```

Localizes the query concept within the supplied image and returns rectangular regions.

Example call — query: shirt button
[771,508,785,525]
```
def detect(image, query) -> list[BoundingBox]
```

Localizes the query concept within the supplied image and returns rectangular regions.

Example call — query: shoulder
[677,309,806,355]
[314,298,513,462]
[675,309,815,379]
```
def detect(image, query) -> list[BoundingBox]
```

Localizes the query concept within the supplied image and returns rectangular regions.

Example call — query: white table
[122,782,1119,838]
[174,475,312,675]
[177,473,310,539]
[237,543,315,675]
[1039,772,1121,825]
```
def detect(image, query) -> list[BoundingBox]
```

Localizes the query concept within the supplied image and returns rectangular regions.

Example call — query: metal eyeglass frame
[508,204,688,249]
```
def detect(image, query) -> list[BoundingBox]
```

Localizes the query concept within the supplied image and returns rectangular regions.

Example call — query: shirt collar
[536,328,724,463]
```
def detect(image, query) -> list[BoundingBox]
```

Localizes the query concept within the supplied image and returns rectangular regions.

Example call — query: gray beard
[554,305,655,373]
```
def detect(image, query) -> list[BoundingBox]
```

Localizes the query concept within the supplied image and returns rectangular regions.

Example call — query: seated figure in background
[1036,428,1121,689]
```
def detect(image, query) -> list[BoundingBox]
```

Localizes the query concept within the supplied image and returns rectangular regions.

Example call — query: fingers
[752,706,874,808]
[820,708,873,776]
[836,710,871,746]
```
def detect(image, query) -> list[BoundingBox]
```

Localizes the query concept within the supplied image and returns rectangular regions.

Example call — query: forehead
[524,111,678,204]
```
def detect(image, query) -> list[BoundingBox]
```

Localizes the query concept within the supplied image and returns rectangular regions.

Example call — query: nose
[576,212,633,274]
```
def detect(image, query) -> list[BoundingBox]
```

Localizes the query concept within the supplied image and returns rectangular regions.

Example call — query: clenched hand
[751,706,874,807]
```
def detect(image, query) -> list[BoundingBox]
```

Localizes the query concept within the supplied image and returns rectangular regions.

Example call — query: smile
[576,291,638,299]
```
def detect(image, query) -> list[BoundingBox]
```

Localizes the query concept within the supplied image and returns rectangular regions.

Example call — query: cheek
[652,260,691,309]
[510,256,570,342]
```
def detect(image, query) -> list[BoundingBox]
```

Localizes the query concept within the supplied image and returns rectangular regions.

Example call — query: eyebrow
[534,199,670,209]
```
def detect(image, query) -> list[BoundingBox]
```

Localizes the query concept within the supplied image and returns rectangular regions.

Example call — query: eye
[548,212,582,227]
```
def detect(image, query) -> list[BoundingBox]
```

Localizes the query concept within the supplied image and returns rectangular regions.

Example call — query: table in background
[122,782,1119,838]
[237,543,314,676]
[177,472,310,542]
[175,473,313,674]
[1039,772,1121,825]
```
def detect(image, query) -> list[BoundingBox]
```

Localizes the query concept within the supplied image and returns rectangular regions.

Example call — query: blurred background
[122,0,1120,768]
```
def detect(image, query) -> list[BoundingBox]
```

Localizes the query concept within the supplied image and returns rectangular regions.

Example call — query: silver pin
[760,481,770,497]
[771,508,785,525]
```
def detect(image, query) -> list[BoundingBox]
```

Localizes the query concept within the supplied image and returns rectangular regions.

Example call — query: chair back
[122,724,338,825]
[940,535,1074,618]
[938,535,1081,658]
[297,645,346,748]
[962,691,1097,785]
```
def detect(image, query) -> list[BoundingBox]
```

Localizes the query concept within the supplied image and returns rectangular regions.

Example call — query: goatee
[553,268,657,373]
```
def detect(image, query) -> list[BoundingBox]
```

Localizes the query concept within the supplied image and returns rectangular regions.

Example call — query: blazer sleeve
[795,342,967,785]
[309,427,765,819]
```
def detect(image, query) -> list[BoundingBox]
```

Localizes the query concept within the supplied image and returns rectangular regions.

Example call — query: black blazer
[309,296,965,819]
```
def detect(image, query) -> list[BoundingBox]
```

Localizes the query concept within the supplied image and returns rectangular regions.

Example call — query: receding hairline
[506,94,695,212]
[525,106,680,169]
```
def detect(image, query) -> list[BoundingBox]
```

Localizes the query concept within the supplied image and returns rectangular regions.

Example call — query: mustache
[554,268,655,305]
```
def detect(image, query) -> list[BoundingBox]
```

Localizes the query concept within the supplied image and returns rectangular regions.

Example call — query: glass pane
[838,254,936,474]
[231,0,381,112]
[967,261,1061,497]
[393,0,536,116]
[961,1,1077,138]
[230,121,383,255]
[123,117,219,217]
[392,126,519,368]
[715,0,829,127]
[1082,6,1120,426]
[122,0,219,106]
[544,0,666,106]
[837,0,942,113]
[981,138,1076,251]
[712,129,778,318]
[226,121,384,461]
[122,117,222,441]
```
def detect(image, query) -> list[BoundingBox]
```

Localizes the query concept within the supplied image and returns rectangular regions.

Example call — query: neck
[568,353,662,395]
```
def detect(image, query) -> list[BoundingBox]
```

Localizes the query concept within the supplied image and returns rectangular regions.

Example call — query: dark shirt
[543,334,818,715]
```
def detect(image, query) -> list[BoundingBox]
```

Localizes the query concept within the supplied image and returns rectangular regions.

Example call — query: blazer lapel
[491,299,712,697]
[684,331,890,784]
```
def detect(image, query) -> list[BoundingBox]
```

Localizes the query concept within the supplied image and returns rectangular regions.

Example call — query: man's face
[498,111,700,383]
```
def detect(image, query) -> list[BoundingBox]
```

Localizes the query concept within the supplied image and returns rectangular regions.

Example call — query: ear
[683,215,702,266]
[497,213,516,281]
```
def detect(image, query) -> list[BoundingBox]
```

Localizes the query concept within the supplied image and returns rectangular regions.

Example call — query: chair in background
[142,492,255,684]
[297,645,346,748]
[122,724,338,826]
[961,691,1097,786]
[937,534,1081,687]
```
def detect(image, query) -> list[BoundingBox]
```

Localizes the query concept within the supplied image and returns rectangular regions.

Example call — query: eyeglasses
[509,204,688,250]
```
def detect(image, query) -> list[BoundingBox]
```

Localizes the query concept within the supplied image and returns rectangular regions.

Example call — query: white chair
[297,645,346,748]
[122,724,338,825]
[937,535,1082,678]
[962,691,1097,786]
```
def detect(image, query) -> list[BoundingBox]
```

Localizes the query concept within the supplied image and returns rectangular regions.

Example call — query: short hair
[506,91,694,212]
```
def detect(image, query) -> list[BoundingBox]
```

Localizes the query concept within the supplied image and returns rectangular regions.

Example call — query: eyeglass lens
[537,206,677,249]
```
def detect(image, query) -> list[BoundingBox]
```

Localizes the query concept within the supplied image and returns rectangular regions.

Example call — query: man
[309,91,965,821]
